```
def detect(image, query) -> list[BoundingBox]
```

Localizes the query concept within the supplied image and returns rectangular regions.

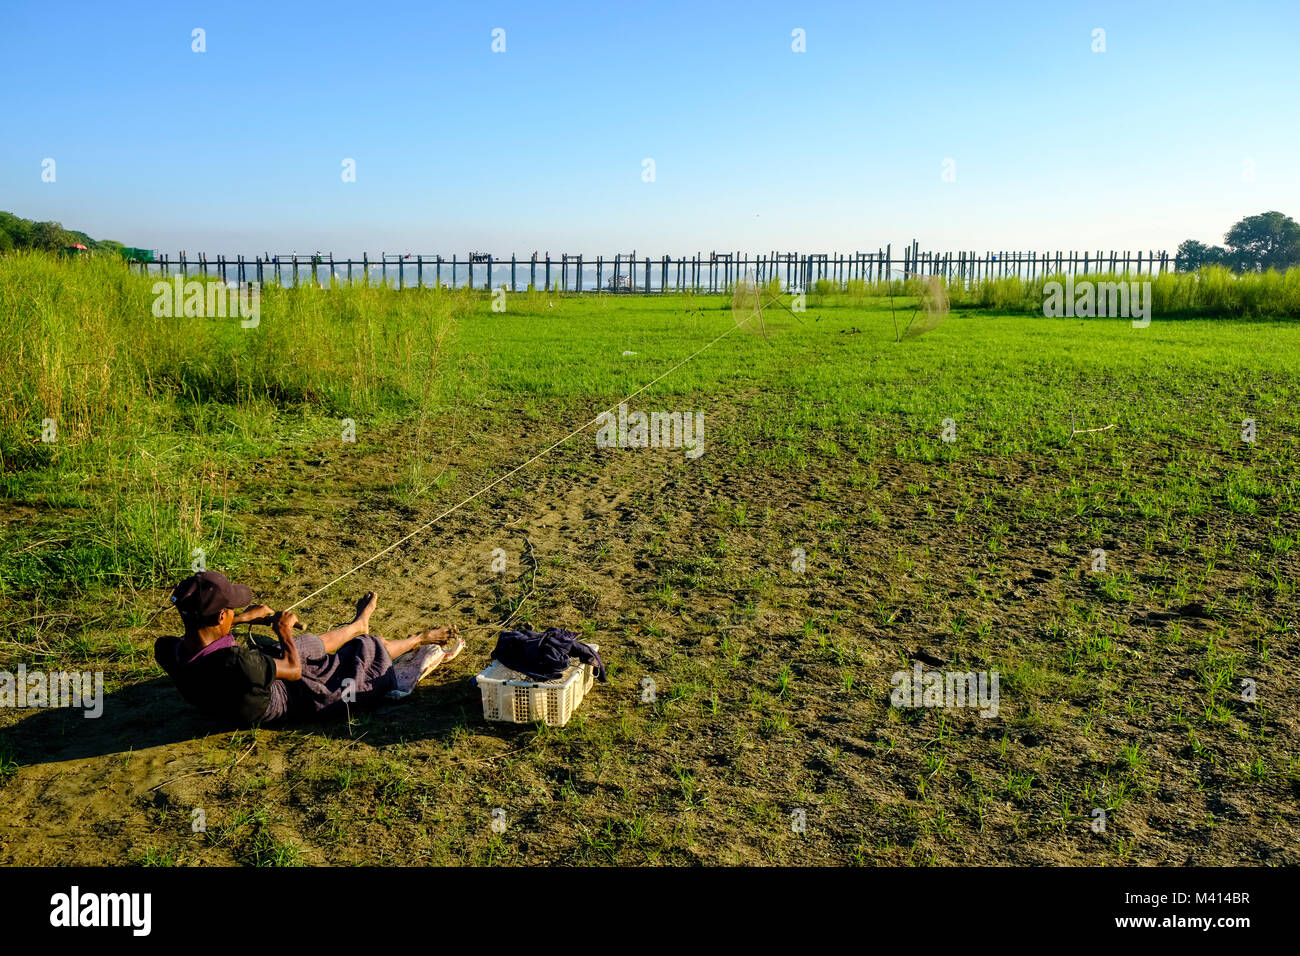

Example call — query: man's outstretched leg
[315,590,463,671]
[382,624,462,662]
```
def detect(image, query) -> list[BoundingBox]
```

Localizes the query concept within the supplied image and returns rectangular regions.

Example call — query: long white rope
[285,310,757,612]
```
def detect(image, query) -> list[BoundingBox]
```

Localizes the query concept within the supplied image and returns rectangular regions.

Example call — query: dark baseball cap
[170,570,253,621]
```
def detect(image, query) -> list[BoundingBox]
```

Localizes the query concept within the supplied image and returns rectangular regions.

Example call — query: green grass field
[1,254,1297,865]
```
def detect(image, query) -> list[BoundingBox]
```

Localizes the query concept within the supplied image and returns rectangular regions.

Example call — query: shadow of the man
[1,677,231,767]
[1,670,517,767]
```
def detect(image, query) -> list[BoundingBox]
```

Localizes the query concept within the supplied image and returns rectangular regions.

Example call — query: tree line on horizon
[0,210,122,256]
[1177,211,1300,273]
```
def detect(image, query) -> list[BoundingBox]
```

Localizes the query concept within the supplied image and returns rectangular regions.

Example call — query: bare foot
[415,623,460,646]
[353,591,378,632]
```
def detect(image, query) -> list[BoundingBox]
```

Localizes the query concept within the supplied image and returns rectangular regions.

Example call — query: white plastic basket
[476,644,599,727]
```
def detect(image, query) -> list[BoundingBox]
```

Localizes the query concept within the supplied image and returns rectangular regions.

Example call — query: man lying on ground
[155,570,463,726]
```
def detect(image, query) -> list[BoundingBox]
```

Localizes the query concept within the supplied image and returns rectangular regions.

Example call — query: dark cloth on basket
[491,628,607,683]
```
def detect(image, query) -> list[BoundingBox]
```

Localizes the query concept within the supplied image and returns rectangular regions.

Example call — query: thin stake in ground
[1067,411,1118,443]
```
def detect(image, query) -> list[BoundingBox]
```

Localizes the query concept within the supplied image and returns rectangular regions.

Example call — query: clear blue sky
[2,0,1297,256]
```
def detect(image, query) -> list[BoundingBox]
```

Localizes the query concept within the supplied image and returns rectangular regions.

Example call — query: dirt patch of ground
[1,384,1296,866]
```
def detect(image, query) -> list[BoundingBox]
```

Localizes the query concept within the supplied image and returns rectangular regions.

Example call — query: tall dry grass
[0,253,472,601]
[813,265,1300,317]
[1,252,471,467]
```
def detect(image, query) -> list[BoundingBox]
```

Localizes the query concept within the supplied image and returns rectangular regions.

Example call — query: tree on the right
[1177,211,1300,272]
[1224,211,1300,272]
